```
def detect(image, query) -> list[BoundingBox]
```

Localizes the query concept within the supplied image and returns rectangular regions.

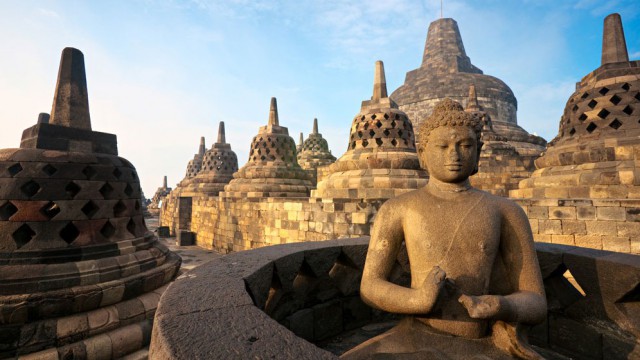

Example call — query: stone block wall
[186,195,383,253]
[516,198,640,254]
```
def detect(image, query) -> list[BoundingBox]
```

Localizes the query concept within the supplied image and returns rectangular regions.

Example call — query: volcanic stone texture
[150,239,640,359]
[297,118,336,185]
[511,13,640,254]
[0,47,181,358]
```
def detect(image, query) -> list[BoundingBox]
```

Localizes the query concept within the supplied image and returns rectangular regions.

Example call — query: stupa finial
[217,121,226,144]
[466,84,481,112]
[372,61,388,101]
[313,118,318,134]
[268,97,279,126]
[50,47,92,130]
[199,137,206,155]
[602,13,629,65]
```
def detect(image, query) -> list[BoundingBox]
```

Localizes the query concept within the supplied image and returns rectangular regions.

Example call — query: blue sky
[0,0,639,196]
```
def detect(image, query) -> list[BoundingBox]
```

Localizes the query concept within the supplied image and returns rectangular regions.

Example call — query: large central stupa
[391,17,546,195]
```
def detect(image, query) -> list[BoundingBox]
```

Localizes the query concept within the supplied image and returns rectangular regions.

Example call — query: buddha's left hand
[458,294,503,319]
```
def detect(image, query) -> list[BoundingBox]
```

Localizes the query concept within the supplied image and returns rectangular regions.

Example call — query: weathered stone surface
[0,48,180,358]
[512,13,640,254]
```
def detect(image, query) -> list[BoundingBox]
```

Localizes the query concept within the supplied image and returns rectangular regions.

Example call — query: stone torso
[400,188,504,337]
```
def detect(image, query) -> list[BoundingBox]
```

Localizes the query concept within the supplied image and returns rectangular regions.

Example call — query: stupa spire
[466,84,481,112]
[163,175,168,189]
[199,137,206,156]
[602,13,629,65]
[268,97,279,126]
[372,61,388,101]
[313,118,318,134]
[217,121,226,144]
[299,132,304,145]
[50,47,92,130]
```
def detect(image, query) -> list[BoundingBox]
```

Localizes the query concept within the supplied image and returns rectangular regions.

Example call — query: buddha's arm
[461,202,547,324]
[360,202,445,315]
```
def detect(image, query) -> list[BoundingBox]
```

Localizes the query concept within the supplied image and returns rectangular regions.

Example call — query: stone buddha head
[418,98,484,182]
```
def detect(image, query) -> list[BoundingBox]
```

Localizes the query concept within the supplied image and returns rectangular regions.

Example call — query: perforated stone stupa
[221,97,313,198]
[0,48,180,358]
[390,17,545,193]
[184,136,206,180]
[148,175,171,214]
[512,13,640,253]
[313,61,427,199]
[297,118,336,183]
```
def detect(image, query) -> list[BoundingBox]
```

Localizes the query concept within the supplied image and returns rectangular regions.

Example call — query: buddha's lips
[445,164,462,170]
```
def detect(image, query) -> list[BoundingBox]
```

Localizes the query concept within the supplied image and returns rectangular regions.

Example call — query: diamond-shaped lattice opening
[8,163,23,177]
[390,120,396,128]
[134,200,141,211]
[586,122,598,133]
[383,129,391,137]
[563,269,586,296]
[375,120,382,128]
[42,164,57,176]
[572,105,579,112]
[362,139,369,148]
[398,129,403,137]
[597,109,610,119]
[610,94,622,105]
[580,92,589,99]
[609,119,622,130]
[363,123,369,130]
[587,99,597,109]
[357,131,363,139]
[124,184,133,196]
[131,171,137,180]
[391,139,398,146]
[81,201,99,219]
[127,218,137,236]
[599,87,609,95]
[635,92,640,101]
[20,180,41,198]
[99,183,114,199]
[569,128,576,136]
[623,105,634,115]
[100,221,116,238]
[622,83,631,91]
[368,130,375,137]
[578,113,587,122]
[13,224,35,249]
[41,201,60,220]
[65,182,81,198]
[59,222,79,244]
[0,201,18,220]
[82,166,97,180]
[375,138,383,147]
[371,114,377,120]
[113,200,127,217]
[383,113,389,119]
[113,168,122,179]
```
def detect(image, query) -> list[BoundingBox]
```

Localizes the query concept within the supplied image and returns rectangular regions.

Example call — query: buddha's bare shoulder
[474,188,527,218]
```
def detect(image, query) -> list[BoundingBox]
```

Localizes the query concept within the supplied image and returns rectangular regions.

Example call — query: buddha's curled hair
[418,98,483,145]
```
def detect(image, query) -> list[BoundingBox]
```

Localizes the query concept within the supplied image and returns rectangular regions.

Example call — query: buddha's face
[422,126,478,183]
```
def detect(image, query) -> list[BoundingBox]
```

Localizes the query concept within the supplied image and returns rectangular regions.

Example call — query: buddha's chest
[404,201,501,281]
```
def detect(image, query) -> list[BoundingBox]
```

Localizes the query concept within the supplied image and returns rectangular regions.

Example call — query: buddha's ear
[470,140,483,176]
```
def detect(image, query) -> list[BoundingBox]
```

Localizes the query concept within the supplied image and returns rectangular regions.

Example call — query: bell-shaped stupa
[0,48,180,358]
[221,98,313,198]
[183,136,206,181]
[313,61,427,199]
[297,118,336,183]
[390,17,546,160]
[512,14,640,253]
[179,122,238,196]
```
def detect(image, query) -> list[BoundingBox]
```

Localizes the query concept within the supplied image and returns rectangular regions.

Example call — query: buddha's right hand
[418,266,446,310]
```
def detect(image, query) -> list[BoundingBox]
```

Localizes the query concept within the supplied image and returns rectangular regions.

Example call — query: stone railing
[150,238,640,359]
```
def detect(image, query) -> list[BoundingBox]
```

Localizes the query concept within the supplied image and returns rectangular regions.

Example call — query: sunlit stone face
[422,126,478,183]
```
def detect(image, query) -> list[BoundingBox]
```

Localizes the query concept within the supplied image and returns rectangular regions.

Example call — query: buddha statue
[343,99,547,360]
